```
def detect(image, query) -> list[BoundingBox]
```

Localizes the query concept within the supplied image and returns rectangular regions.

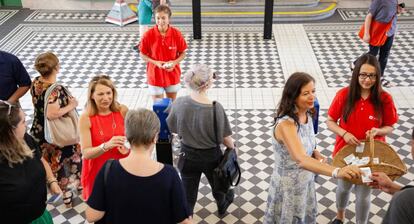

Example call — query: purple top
[369,0,398,36]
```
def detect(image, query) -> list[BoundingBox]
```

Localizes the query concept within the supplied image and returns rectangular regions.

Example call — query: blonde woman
[79,75,129,201]
[86,108,191,224]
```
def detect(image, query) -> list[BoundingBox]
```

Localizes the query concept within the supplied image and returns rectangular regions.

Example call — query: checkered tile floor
[2,24,283,89]
[306,23,414,87]
[1,9,414,224]
[25,10,107,23]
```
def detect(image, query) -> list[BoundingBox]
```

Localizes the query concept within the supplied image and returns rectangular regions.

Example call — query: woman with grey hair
[85,108,192,224]
[167,64,236,216]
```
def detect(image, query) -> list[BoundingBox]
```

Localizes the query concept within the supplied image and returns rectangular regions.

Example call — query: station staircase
[170,0,338,23]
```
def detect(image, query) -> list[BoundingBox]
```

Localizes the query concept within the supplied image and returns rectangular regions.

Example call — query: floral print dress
[30,76,82,193]
[264,115,317,224]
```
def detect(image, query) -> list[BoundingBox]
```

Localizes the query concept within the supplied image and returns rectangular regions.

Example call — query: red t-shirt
[328,87,398,156]
[139,25,187,87]
[81,111,128,201]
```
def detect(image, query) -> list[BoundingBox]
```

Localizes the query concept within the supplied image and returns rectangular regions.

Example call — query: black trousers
[368,35,395,77]
[179,144,228,214]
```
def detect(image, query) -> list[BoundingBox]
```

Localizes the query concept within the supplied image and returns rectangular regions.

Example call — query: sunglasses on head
[91,75,111,82]
[0,100,16,116]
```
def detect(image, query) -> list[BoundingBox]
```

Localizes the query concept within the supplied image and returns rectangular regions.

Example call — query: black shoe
[381,78,394,88]
[331,218,343,224]
[349,62,355,72]
[218,190,234,216]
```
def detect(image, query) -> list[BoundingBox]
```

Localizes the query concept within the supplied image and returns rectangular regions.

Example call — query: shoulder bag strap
[232,159,242,186]
[43,83,60,116]
[212,101,220,148]
[104,159,115,187]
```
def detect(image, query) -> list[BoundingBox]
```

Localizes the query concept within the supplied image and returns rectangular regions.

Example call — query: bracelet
[332,168,340,179]
[99,143,108,152]
[342,131,348,138]
[48,180,58,185]
[47,179,58,186]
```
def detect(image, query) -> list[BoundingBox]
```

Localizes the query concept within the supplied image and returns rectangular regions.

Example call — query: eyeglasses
[0,100,15,116]
[359,73,377,80]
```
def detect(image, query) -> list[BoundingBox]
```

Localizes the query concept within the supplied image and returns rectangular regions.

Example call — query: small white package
[373,158,380,164]
[344,154,356,165]
[356,142,365,153]
[358,157,370,165]
[360,167,373,183]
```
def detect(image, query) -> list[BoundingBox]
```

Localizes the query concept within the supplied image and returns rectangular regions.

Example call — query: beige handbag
[44,83,79,147]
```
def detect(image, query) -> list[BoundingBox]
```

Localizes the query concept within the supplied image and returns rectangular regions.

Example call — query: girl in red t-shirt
[139,5,187,101]
[327,54,398,224]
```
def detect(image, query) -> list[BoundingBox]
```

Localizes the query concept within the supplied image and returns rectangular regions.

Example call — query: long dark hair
[274,72,315,129]
[343,54,383,122]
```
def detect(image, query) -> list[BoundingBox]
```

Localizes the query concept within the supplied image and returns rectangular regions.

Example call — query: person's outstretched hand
[368,172,402,194]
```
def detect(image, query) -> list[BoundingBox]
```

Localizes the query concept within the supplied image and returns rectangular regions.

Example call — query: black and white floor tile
[25,10,108,23]
[1,8,414,224]
[306,23,414,87]
[1,24,284,89]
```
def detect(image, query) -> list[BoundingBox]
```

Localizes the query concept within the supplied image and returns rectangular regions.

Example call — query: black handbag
[212,102,241,193]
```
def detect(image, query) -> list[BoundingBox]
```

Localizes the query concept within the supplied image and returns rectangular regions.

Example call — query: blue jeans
[179,144,228,214]
[368,35,394,77]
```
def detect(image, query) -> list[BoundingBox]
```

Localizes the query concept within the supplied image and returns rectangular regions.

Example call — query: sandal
[63,191,73,208]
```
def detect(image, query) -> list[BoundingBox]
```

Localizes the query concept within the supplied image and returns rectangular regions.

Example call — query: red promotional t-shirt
[140,25,187,87]
[328,87,398,156]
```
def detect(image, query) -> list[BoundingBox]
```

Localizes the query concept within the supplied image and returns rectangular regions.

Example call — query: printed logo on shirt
[368,115,378,121]
[169,46,177,50]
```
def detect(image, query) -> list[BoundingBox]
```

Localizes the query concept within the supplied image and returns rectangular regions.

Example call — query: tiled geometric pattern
[1,24,284,89]
[184,33,284,89]
[306,24,414,87]
[338,8,414,21]
[25,10,108,23]
[0,9,18,26]
[40,108,414,224]
[2,10,414,224]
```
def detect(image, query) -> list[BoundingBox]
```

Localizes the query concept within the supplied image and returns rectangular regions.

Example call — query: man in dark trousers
[0,51,31,103]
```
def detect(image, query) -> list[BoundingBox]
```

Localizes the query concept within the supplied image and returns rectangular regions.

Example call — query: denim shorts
[148,84,181,95]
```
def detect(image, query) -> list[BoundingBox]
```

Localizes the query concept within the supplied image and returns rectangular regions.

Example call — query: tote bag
[211,102,241,193]
[358,14,395,46]
[44,83,79,147]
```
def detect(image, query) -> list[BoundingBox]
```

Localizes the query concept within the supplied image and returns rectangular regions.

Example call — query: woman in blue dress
[264,72,362,223]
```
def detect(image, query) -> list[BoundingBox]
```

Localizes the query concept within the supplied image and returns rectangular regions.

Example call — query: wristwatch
[99,143,107,152]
